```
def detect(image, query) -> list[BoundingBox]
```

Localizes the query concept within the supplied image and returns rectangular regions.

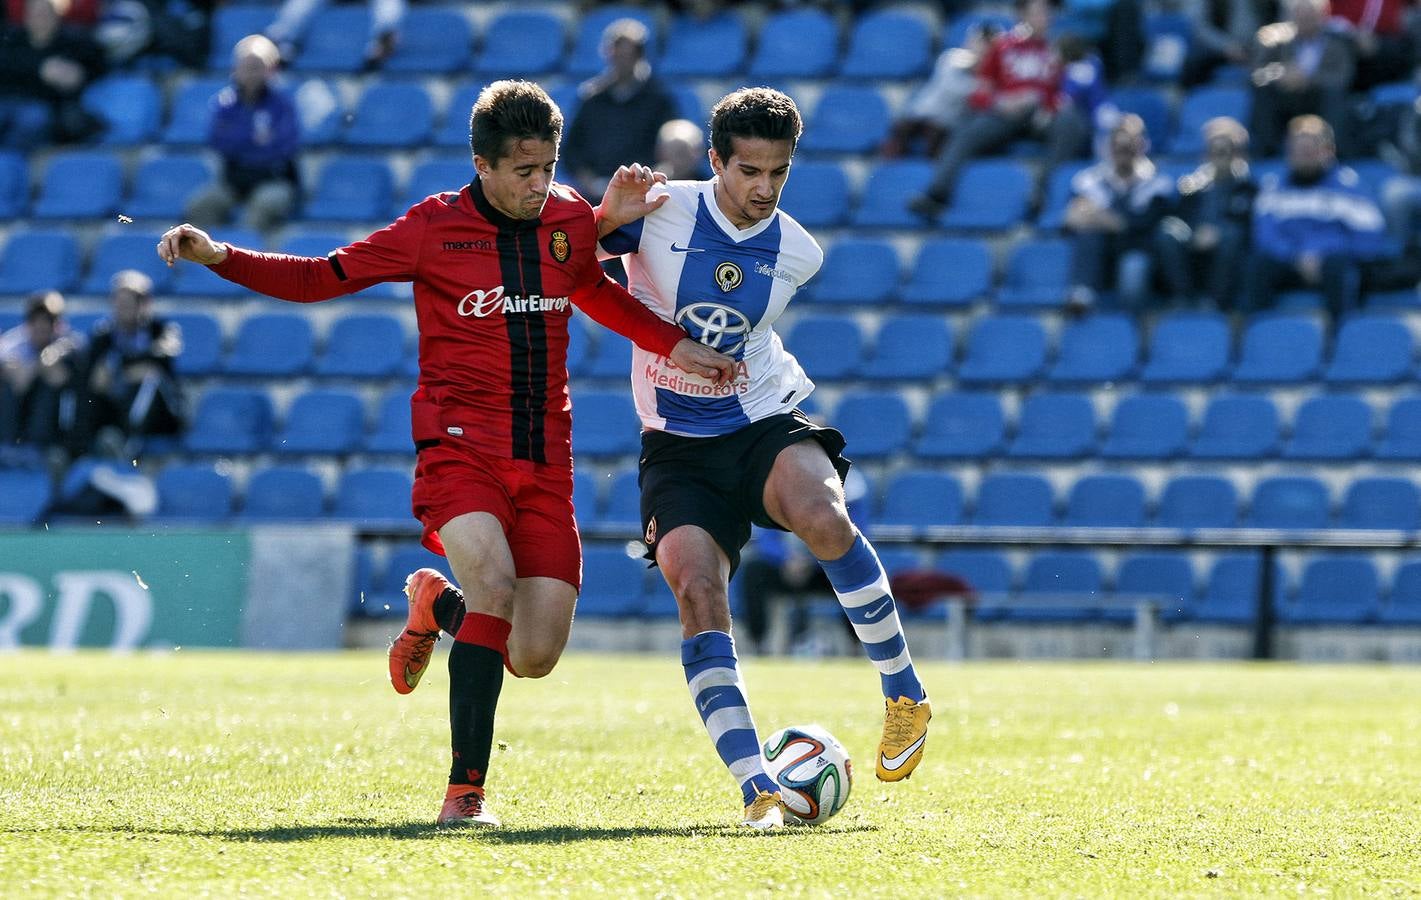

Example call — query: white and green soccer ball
[761,724,852,825]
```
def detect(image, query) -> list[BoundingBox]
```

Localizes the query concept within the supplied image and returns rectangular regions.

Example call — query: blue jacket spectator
[1246,115,1387,320]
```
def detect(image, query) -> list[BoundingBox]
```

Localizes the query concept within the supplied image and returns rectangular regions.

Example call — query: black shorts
[638,410,852,576]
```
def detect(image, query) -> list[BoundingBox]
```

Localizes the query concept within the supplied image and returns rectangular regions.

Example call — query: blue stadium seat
[0,469,52,525]
[315,314,406,378]
[840,10,933,79]
[997,237,1073,308]
[290,77,345,145]
[1157,475,1238,528]
[1100,393,1189,459]
[914,392,1006,459]
[1006,392,1097,459]
[1381,561,1421,624]
[861,314,952,380]
[0,229,79,293]
[878,469,965,529]
[940,160,1031,231]
[155,464,233,520]
[1036,161,1090,230]
[1047,314,1139,383]
[945,11,1015,48]
[565,6,659,77]
[274,389,365,455]
[33,151,122,219]
[1140,311,1230,383]
[171,227,261,297]
[303,157,393,220]
[207,4,276,67]
[670,83,703,126]
[1283,395,1373,460]
[935,549,1013,604]
[571,391,640,457]
[1141,12,1192,82]
[852,161,933,229]
[293,5,370,71]
[1282,555,1379,624]
[1339,477,1420,530]
[159,71,220,141]
[800,86,890,154]
[184,387,274,454]
[365,385,414,454]
[1195,553,1264,624]
[777,161,849,228]
[832,390,911,458]
[1171,86,1251,156]
[80,231,172,295]
[1245,476,1330,529]
[1008,551,1106,621]
[808,239,898,305]
[475,10,565,76]
[971,473,1055,527]
[579,546,646,617]
[582,332,632,380]
[0,151,27,218]
[332,467,414,526]
[656,11,746,77]
[276,230,347,261]
[1189,394,1280,459]
[566,314,591,377]
[385,8,472,73]
[1063,474,1147,527]
[1232,315,1323,383]
[241,465,325,519]
[783,314,863,381]
[957,315,1047,384]
[598,468,641,532]
[81,75,161,145]
[1324,315,1413,383]
[572,469,598,523]
[365,544,452,616]
[1112,86,1173,150]
[166,312,222,376]
[1376,396,1421,460]
[901,237,991,307]
[749,9,838,77]
[225,312,314,377]
[344,83,433,148]
[1116,552,1196,621]
[123,152,215,220]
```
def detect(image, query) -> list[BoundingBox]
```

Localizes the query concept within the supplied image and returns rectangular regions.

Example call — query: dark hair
[24,290,64,322]
[469,80,563,165]
[709,87,802,164]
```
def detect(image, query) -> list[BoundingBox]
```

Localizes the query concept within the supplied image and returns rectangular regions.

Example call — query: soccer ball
[761,724,852,825]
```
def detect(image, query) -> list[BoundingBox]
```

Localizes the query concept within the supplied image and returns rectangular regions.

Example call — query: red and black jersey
[210,178,687,466]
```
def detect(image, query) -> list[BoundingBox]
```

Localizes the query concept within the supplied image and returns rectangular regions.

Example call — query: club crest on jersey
[549,229,570,263]
[675,302,751,355]
[645,516,657,545]
[715,261,743,293]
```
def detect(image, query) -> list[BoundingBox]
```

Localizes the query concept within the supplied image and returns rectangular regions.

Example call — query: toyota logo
[675,303,751,355]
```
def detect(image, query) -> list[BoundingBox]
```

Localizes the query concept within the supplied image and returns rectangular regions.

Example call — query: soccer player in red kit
[157,80,734,827]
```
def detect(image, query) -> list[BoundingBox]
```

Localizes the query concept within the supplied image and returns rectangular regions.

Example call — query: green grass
[2,652,1420,898]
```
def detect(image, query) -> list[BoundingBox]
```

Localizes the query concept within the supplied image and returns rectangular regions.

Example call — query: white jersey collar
[702,178,778,243]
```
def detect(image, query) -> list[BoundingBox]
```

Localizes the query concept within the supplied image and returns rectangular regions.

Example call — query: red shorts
[411,441,582,589]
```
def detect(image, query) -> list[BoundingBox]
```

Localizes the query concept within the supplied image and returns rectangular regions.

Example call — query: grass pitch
[2,651,1419,898]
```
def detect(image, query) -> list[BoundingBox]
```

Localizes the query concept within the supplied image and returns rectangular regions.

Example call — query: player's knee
[793,508,856,559]
[465,574,516,617]
[517,652,559,678]
[672,570,728,614]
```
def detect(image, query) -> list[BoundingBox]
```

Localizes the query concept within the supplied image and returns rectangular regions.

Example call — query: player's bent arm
[574,275,735,385]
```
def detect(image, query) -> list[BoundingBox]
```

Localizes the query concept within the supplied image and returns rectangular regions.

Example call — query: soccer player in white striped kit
[597,88,931,829]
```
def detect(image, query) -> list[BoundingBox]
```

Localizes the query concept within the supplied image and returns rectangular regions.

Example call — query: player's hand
[594,163,669,238]
[670,338,737,386]
[156,223,229,267]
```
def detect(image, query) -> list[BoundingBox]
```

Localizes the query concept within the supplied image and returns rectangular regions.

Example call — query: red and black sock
[447,612,511,789]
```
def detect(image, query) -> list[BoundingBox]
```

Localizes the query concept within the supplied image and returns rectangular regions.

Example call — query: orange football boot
[388,568,448,694]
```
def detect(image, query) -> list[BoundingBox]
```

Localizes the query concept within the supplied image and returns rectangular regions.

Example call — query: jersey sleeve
[572,262,685,357]
[597,182,667,256]
[327,204,426,284]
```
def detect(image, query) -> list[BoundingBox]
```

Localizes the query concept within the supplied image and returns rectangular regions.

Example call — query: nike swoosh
[863,599,892,620]
[670,243,705,254]
[698,692,717,712]
[879,734,927,771]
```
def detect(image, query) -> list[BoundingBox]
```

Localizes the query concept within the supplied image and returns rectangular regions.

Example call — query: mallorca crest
[549,229,571,263]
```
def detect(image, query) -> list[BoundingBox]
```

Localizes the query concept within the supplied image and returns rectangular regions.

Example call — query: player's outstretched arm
[593,163,668,239]
[155,222,380,304]
[156,223,229,267]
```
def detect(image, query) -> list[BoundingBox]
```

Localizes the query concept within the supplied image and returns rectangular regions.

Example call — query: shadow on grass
[12,819,879,844]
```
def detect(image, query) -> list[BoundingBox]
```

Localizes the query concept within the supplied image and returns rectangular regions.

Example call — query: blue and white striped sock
[818,531,926,703]
[681,631,776,805]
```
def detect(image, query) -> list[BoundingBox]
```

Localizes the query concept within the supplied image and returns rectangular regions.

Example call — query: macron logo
[670,243,705,254]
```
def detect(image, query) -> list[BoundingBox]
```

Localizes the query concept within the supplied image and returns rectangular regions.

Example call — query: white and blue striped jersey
[599,179,824,437]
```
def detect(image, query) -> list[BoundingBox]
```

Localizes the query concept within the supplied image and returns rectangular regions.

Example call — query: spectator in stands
[0,0,106,148]
[1064,114,1174,313]
[93,0,214,70]
[185,34,300,233]
[77,270,185,457]
[562,18,677,198]
[1155,116,1257,310]
[880,22,999,159]
[1058,31,1120,153]
[908,0,1090,222]
[265,0,404,69]
[654,118,711,181]
[1248,0,1355,157]
[1380,96,1421,257]
[1246,115,1389,319]
[1329,0,1414,89]
[0,291,85,457]
[1146,0,1258,85]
